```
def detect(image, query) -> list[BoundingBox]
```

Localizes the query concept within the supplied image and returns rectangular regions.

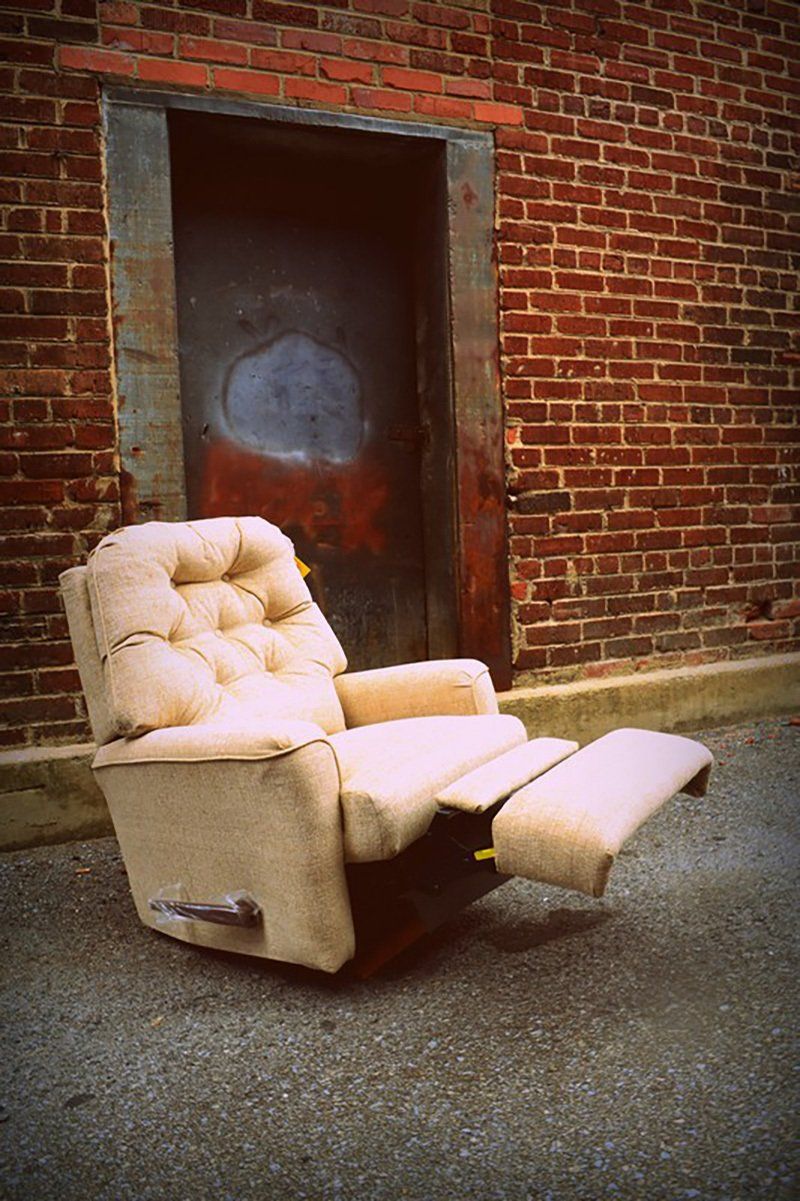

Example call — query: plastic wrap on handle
[148,886,261,928]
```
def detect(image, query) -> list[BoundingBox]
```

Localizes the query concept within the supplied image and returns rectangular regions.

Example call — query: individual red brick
[37,667,83,693]
[412,2,470,30]
[214,17,278,45]
[248,46,314,73]
[0,639,74,671]
[179,36,248,65]
[139,8,210,35]
[102,27,175,55]
[279,26,338,51]
[136,58,208,87]
[20,452,94,479]
[0,37,55,66]
[59,46,136,76]
[747,620,792,641]
[284,77,347,105]
[342,36,406,63]
[446,77,492,99]
[319,10,383,39]
[188,0,247,16]
[410,46,462,72]
[473,100,523,125]
[99,2,139,24]
[355,0,409,14]
[212,66,280,96]
[383,65,442,93]
[316,57,370,83]
[0,696,77,723]
[0,480,64,505]
[352,86,413,112]
[414,93,472,120]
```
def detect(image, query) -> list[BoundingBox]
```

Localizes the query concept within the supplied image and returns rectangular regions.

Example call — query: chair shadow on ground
[291,904,611,985]
[150,899,613,994]
[477,905,612,954]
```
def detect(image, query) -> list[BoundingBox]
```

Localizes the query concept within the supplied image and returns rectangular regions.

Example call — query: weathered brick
[383,65,441,93]
[212,66,280,95]
[178,36,248,65]
[0,0,797,743]
[353,86,414,112]
[284,77,347,104]
[59,45,135,76]
[137,58,208,86]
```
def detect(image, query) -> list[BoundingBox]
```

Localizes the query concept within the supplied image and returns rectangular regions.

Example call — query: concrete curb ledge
[498,652,800,743]
[1,652,798,852]
[0,743,110,852]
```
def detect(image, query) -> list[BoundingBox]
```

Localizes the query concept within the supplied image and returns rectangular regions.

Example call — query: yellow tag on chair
[294,556,311,578]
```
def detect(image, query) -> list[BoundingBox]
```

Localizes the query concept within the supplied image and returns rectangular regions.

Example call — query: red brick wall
[1,0,798,747]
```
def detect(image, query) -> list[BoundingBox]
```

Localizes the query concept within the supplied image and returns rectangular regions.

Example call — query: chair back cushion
[83,516,347,740]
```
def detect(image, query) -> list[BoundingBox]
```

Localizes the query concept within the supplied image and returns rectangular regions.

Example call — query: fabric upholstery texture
[84,516,347,740]
[335,659,499,726]
[435,737,579,814]
[492,728,714,897]
[329,714,526,862]
[60,566,116,746]
[93,720,329,767]
[94,738,354,973]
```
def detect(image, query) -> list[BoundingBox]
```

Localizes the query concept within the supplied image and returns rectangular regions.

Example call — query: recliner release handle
[148,893,261,928]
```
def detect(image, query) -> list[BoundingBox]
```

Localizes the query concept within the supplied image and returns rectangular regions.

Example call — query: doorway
[104,91,511,686]
[169,111,450,669]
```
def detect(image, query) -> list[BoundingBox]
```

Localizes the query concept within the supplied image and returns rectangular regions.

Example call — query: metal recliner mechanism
[346,729,713,975]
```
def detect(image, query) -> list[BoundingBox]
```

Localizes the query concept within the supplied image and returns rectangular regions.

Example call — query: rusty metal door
[170,113,435,668]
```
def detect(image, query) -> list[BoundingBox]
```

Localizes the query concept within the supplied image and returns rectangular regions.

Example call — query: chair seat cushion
[329,714,526,863]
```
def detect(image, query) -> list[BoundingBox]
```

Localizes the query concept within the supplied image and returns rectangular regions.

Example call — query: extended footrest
[491,728,713,898]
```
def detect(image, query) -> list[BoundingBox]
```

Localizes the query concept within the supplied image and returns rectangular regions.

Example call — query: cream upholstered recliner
[61,515,713,975]
[60,515,530,972]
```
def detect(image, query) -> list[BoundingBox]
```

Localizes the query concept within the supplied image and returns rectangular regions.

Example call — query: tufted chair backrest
[61,516,347,744]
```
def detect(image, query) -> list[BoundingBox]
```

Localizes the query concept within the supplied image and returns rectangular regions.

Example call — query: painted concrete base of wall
[1,652,798,852]
[0,743,110,852]
[498,651,799,743]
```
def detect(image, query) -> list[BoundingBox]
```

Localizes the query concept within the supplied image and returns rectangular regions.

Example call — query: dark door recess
[170,112,453,670]
[105,93,511,688]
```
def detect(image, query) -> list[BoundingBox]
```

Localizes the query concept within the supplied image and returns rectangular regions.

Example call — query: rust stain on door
[169,111,430,668]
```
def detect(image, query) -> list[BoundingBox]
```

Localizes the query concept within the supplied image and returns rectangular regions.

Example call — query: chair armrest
[334,658,498,727]
[92,719,328,767]
[92,733,354,973]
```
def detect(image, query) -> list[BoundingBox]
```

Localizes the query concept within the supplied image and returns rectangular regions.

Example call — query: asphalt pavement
[1,717,798,1201]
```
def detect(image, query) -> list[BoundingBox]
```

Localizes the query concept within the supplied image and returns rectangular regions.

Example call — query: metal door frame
[103,88,512,688]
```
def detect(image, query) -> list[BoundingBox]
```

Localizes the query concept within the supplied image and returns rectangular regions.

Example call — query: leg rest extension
[492,727,713,897]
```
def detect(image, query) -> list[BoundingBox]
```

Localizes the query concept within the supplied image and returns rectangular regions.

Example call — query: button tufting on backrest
[86,516,347,739]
